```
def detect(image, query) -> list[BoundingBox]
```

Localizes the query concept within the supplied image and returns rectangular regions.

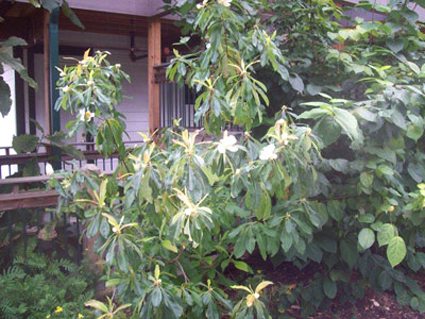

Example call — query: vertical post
[44,8,61,169]
[49,8,60,136]
[14,47,25,135]
[27,47,36,135]
[148,18,161,133]
[43,11,51,135]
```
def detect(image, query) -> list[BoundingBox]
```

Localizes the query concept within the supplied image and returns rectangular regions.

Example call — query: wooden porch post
[43,11,51,135]
[43,8,61,169]
[148,17,161,133]
[43,9,60,136]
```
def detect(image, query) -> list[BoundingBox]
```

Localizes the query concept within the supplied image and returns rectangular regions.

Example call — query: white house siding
[0,62,18,177]
[344,0,425,21]
[33,31,149,144]
[0,64,16,147]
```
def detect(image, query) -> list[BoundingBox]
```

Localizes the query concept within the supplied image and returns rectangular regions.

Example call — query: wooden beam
[148,17,161,133]
[0,190,58,211]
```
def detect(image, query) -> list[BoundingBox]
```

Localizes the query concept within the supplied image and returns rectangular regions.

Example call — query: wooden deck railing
[0,175,59,211]
[0,175,83,266]
[0,140,143,179]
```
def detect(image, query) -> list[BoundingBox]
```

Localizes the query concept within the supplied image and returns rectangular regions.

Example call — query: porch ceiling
[0,3,181,49]
[65,0,167,17]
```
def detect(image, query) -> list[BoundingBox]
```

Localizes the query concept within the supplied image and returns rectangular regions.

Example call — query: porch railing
[0,140,143,180]
[154,63,242,132]
[155,63,201,129]
[0,175,83,267]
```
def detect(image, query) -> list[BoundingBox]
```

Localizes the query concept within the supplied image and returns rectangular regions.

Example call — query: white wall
[0,63,18,177]
[0,64,16,147]
[345,0,425,21]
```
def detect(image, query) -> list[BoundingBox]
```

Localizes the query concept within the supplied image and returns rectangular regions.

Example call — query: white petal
[45,163,54,176]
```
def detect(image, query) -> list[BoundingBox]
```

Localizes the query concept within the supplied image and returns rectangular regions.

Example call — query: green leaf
[358,214,375,224]
[377,223,397,247]
[233,260,253,273]
[378,270,392,290]
[323,278,337,299]
[0,78,12,117]
[386,38,404,53]
[0,36,27,47]
[61,0,85,29]
[12,134,39,153]
[328,158,349,173]
[358,228,375,250]
[151,287,163,307]
[314,116,341,147]
[327,200,343,222]
[360,172,374,189]
[0,52,37,88]
[289,74,304,92]
[162,240,178,253]
[85,300,108,313]
[334,108,363,142]
[40,0,62,12]
[245,183,271,220]
[407,121,424,142]
[298,108,330,120]
[387,236,407,268]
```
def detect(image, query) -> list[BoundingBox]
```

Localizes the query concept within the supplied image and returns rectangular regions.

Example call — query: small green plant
[0,248,95,319]
[231,281,273,319]
[85,297,130,319]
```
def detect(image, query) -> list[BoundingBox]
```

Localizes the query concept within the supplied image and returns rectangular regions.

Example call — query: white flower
[259,144,278,161]
[87,80,94,86]
[217,131,238,154]
[281,132,297,145]
[62,86,70,93]
[218,0,231,7]
[78,109,95,121]
[196,0,208,9]
[45,163,54,176]
[276,119,286,126]
[254,292,260,299]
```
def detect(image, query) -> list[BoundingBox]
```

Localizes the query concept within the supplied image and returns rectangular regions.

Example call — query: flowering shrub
[51,115,316,318]
[51,0,425,317]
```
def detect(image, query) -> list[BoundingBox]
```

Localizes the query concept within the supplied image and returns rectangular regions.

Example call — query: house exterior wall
[66,0,165,16]
[33,30,149,143]
[344,0,425,21]
[0,63,16,148]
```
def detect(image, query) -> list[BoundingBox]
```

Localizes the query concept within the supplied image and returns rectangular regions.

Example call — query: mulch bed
[242,255,424,319]
[306,290,422,319]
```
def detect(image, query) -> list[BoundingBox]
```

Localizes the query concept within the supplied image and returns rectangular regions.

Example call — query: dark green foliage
[0,249,94,319]
[49,0,425,317]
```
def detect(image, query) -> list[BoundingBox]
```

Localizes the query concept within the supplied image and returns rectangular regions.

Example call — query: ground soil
[306,290,423,319]
[243,255,425,319]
